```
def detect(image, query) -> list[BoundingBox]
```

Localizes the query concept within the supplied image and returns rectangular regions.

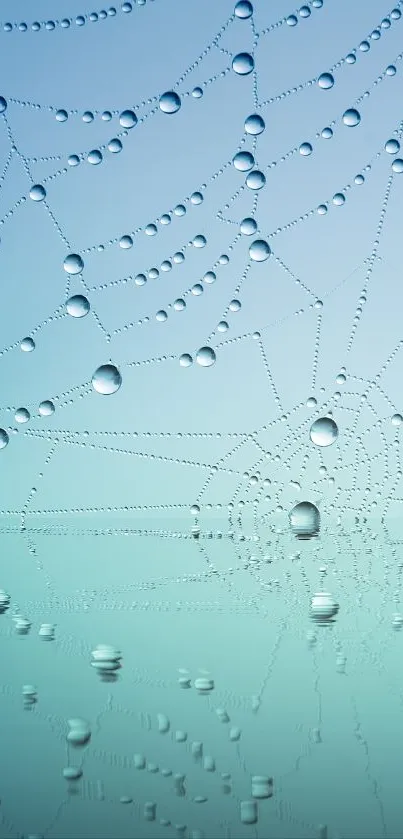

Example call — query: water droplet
[392,159,403,173]
[119,235,133,248]
[119,109,137,128]
[310,592,339,623]
[15,408,30,424]
[318,72,334,89]
[92,364,122,395]
[68,154,80,167]
[63,767,82,781]
[333,192,345,205]
[386,65,397,75]
[286,14,298,26]
[233,151,255,171]
[310,417,339,447]
[20,337,35,352]
[0,429,9,449]
[392,414,403,426]
[321,127,333,139]
[249,239,271,261]
[179,353,193,367]
[235,1,253,18]
[192,86,203,98]
[87,149,103,165]
[64,253,84,274]
[193,234,206,248]
[191,191,203,204]
[108,138,123,153]
[342,108,361,127]
[38,400,55,417]
[299,142,313,156]
[232,52,254,75]
[196,347,216,367]
[29,184,46,201]
[82,111,94,123]
[240,217,257,235]
[385,138,400,154]
[159,91,181,114]
[246,170,266,189]
[306,397,317,407]
[0,97,7,113]
[289,502,320,538]
[244,114,265,135]
[56,109,68,122]
[66,295,90,318]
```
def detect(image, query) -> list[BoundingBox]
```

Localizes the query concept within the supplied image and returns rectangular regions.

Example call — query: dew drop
[310,417,339,447]
[289,502,320,538]
[179,353,193,367]
[0,429,9,449]
[119,109,137,128]
[38,400,55,417]
[159,91,181,114]
[385,139,400,154]
[249,239,271,261]
[64,253,84,274]
[232,52,254,75]
[244,114,265,135]
[240,217,257,235]
[342,108,361,127]
[92,364,122,395]
[318,72,334,89]
[29,184,46,201]
[15,408,30,424]
[66,295,90,318]
[20,337,35,352]
[196,347,216,367]
[233,151,255,171]
[235,1,253,18]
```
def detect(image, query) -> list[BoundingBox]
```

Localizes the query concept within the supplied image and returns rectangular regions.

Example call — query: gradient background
[1,1,403,837]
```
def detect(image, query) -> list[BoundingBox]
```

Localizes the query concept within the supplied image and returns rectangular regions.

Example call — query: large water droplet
[310,592,339,624]
[119,109,137,128]
[246,170,266,189]
[249,239,271,261]
[318,72,334,89]
[244,114,265,135]
[289,502,320,538]
[342,108,361,127]
[64,253,84,274]
[235,1,253,18]
[385,138,400,154]
[0,429,9,449]
[15,408,30,424]
[39,400,55,417]
[310,417,339,447]
[232,52,254,75]
[66,295,90,318]
[20,337,35,352]
[159,91,181,114]
[92,364,122,395]
[29,184,46,202]
[233,151,255,171]
[240,217,257,235]
[196,347,216,367]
